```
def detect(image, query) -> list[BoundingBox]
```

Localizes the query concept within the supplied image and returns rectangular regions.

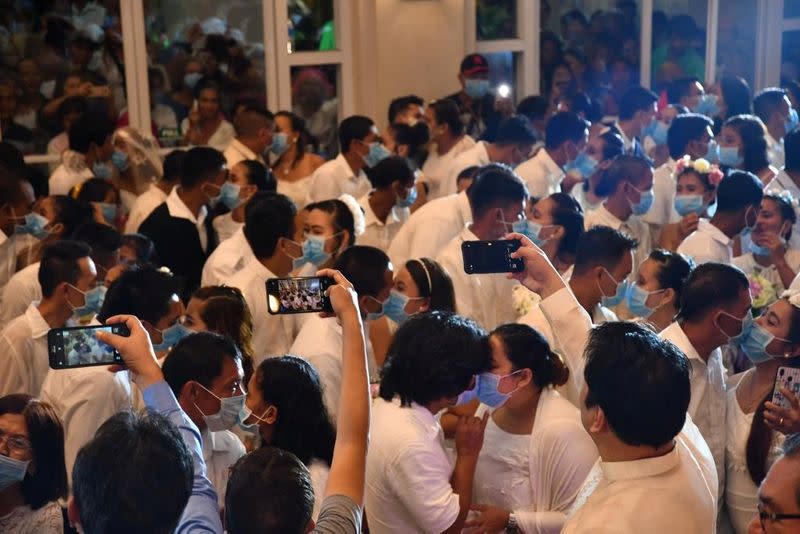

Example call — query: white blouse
[0,502,63,534]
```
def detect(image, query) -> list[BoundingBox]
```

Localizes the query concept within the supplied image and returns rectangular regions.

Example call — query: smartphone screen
[461,239,524,274]
[48,324,129,369]
[772,366,800,409]
[267,277,333,314]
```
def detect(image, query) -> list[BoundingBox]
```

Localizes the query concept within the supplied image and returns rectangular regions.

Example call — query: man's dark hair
[431,99,465,136]
[388,95,424,124]
[243,192,296,260]
[753,88,787,126]
[72,410,193,534]
[98,266,182,324]
[225,446,314,534]
[666,77,700,104]
[333,245,391,299]
[494,116,538,146]
[619,85,658,121]
[180,147,226,189]
[232,107,274,137]
[573,226,638,276]
[57,96,89,126]
[516,95,549,123]
[720,76,753,117]
[787,128,800,172]
[467,163,528,220]
[594,155,652,197]
[39,240,91,298]
[163,332,242,394]
[677,262,749,323]
[162,150,185,184]
[70,222,122,256]
[545,111,589,150]
[667,113,714,160]
[380,311,491,406]
[50,195,95,237]
[68,114,114,154]
[338,115,374,153]
[716,170,763,213]
[365,155,414,189]
[549,192,584,258]
[583,322,690,448]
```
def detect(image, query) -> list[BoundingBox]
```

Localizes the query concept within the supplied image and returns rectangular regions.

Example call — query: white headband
[413,258,432,294]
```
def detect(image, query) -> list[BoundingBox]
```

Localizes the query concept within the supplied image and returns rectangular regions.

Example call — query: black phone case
[48,324,129,369]
[461,239,524,274]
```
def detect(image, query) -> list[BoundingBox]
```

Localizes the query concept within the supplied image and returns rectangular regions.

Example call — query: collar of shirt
[27,302,51,339]
[617,127,634,150]
[661,321,704,363]
[359,194,401,228]
[228,138,263,163]
[697,218,731,247]
[166,186,208,227]
[456,191,472,227]
[765,133,783,152]
[460,225,481,242]
[599,445,680,482]
[537,148,566,186]
[333,153,364,184]
[200,427,229,461]
[594,203,625,230]
[390,397,441,440]
[243,257,277,282]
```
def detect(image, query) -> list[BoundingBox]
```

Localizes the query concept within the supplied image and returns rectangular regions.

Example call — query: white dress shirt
[305,154,370,205]
[0,230,18,293]
[421,135,476,199]
[0,302,51,396]
[660,321,727,499]
[124,183,168,234]
[201,227,255,287]
[201,427,246,506]
[732,250,800,293]
[584,203,651,276]
[49,159,93,196]
[436,226,518,330]
[211,212,242,243]
[677,218,733,265]
[46,132,68,173]
[180,118,235,152]
[563,416,718,534]
[223,138,266,170]
[365,398,460,534]
[515,148,565,199]
[387,191,472,271]
[443,141,491,200]
[0,261,41,328]
[355,194,409,252]
[642,157,677,227]
[766,170,800,249]
[277,177,312,210]
[228,258,295,365]
[766,133,785,168]
[166,186,209,252]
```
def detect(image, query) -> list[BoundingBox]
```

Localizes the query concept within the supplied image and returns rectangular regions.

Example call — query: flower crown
[781,290,800,310]
[675,155,724,186]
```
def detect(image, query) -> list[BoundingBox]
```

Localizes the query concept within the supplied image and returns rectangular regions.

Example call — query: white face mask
[193,382,246,432]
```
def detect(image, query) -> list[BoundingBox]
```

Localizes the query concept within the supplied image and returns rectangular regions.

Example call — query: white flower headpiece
[338,194,366,237]
[780,289,800,309]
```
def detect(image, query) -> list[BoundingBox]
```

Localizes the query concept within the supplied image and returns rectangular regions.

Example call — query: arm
[442,413,490,534]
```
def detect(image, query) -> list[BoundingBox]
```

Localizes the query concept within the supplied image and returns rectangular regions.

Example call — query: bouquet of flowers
[749,273,778,315]
[512,285,541,319]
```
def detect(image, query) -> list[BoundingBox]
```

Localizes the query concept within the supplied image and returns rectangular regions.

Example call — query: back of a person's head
[162,332,241,395]
[243,192,296,259]
[121,233,156,265]
[70,222,122,256]
[57,95,89,123]
[366,155,414,189]
[180,147,226,189]
[667,113,713,159]
[721,76,752,117]
[491,324,570,388]
[73,177,118,204]
[516,95,549,123]
[72,409,193,534]
[333,245,390,299]
[549,192,584,257]
[338,115,374,153]
[50,195,95,236]
[598,129,625,160]
[405,257,457,312]
[753,88,787,125]
[677,262,749,323]
[583,321,690,448]
[594,154,652,197]
[162,150,185,184]
[39,240,91,298]
[191,285,253,359]
[68,114,114,154]
[467,164,528,220]
[786,128,800,172]
[388,94,423,124]
[494,115,537,146]
[98,266,182,324]
[573,226,638,276]
[0,141,25,175]
[233,107,273,137]
[618,85,658,121]
[225,446,313,534]
[379,311,491,406]
[431,98,464,136]
[666,77,700,105]
[544,111,589,150]
[715,170,763,213]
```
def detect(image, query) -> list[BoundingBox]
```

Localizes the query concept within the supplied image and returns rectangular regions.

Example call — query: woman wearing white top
[240,356,335,521]
[624,249,694,332]
[211,160,276,243]
[733,194,800,294]
[181,79,235,152]
[271,111,325,209]
[724,293,800,533]
[517,193,584,277]
[717,115,778,187]
[461,324,598,534]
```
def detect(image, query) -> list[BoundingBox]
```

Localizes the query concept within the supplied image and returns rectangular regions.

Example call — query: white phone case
[772,366,800,409]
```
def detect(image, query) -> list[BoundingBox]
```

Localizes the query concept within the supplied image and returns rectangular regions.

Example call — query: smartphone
[772,366,800,409]
[48,324,130,369]
[266,276,334,315]
[461,239,524,274]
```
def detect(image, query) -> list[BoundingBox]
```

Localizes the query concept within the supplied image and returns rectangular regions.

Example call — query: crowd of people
[1,3,800,533]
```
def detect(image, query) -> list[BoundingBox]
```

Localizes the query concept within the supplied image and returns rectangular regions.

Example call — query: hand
[504,232,565,298]
[78,82,93,97]
[463,505,511,534]
[759,232,786,261]
[188,106,200,126]
[317,268,359,320]
[454,411,489,458]
[561,171,584,194]
[679,213,699,238]
[764,387,800,435]
[96,315,163,389]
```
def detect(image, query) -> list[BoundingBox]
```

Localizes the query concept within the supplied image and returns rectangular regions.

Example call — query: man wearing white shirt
[614,85,658,160]
[0,175,33,291]
[201,226,255,287]
[437,164,527,330]
[444,116,537,200]
[754,87,797,169]
[228,193,299,365]
[766,129,800,249]
[0,241,97,396]
[49,114,114,195]
[305,115,380,205]
[678,170,763,265]
[124,150,184,234]
[421,99,476,199]
[222,107,273,169]
[356,156,414,252]
[515,111,589,198]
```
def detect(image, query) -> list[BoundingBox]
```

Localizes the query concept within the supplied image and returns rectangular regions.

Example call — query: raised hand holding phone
[504,232,566,298]
[95,315,164,389]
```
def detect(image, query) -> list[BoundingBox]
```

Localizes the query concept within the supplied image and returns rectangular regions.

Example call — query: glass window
[484,51,517,96]
[476,0,517,41]
[715,0,757,89]
[291,65,338,158]
[0,1,125,157]
[783,31,800,86]
[289,0,336,52]
[786,2,800,19]
[144,1,268,147]
[651,1,708,92]
[540,1,640,117]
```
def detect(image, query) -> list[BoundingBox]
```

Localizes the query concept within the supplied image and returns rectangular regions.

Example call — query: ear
[50,222,65,237]
[418,297,431,313]
[588,405,608,434]
[598,159,613,170]
[180,380,199,402]
[550,224,566,240]
[517,368,534,389]
[264,404,278,425]
[660,287,676,307]
[67,497,81,530]
[337,230,351,252]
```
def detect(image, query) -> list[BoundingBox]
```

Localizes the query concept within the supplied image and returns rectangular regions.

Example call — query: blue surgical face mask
[717,309,754,342]
[204,183,224,208]
[693,94,720,117]
[67,284,105,321]
[219,182,242,210]
[625,283,665,318]
[291,234,333,270]
[674,194,706,217]
[15,212,51,240]
[363,142,391,168]
[92,161,113,180]
[365,295,388,321]
[563,151,599,178]
[736,321,792,364]
[464,78,490,99]
[513,219,555,248]
[396,184,418,208]
[194,382,247,432]
[153,322,194,352]
[749,240,772,257]
[0,454,30,491]
[476,370,523,408]
[238,404,271,434]
[599,267,628,307]
[704,140,719,163]
[785,108,799,135]
[718,145,743,167]
[97,202,117,224]
[184,72,202,89]
[270,132,289,157]
[626,184,655,216]
[382,290,424,325]
[111,150,129,172]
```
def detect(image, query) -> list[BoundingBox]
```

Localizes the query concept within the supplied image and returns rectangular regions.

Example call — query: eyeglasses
[0,428,32,454]
[758,504,800,528]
